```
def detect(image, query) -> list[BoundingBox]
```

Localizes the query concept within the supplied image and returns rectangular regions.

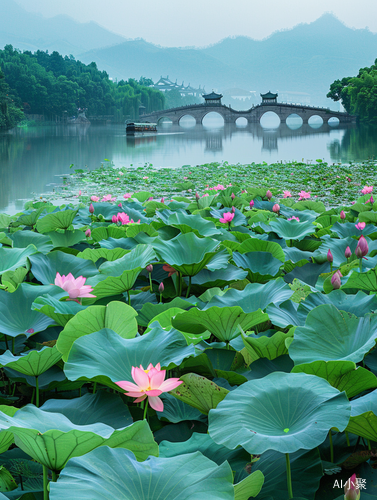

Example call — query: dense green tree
[0,46,165,122]
[327,59,377,123]
[0,67,24,129]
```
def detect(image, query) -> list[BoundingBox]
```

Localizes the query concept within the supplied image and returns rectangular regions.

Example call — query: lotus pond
[0,160,376,499]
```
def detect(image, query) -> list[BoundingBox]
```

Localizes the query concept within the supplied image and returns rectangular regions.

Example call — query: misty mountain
[0,0,126,55]
[78,14,377,106]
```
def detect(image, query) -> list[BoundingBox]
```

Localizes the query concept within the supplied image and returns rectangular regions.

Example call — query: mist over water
[1,119,376,213]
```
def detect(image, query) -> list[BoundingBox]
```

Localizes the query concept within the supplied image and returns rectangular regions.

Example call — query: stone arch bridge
[140,102,356,125]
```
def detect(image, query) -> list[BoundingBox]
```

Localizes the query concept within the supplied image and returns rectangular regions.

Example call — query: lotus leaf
[77,247,129,263]
[0,245,37,276]
[266,301,300,327]
[9,231,53,253]
[46,230,86,248]
[29,250,98,285]
[289,305,377,364]
[98,244,156,276]
[36,209,78,233]
[191,265,248,287]
[168,212,221,237]
[225,238,285,262]
[172,306,268,342]
[158,393,206,423]
[32,293,87,327]
[232,251,282,282]
[208,372,351,454]
[0,406,157,471]
[346,389,377,441]
[57,301,137,361]
[242,328,294,360]
[64,327,195,386]
[0,346,62,377]
[0,283,56,338]
[331,221,376,238]
[313,236,358,267]
[0,406,18,454]
[268,219,315,241]
[50,447,234,500]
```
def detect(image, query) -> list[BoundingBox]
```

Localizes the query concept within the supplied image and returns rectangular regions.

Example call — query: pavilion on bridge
[202,91,223,105]
[260,91,278,104]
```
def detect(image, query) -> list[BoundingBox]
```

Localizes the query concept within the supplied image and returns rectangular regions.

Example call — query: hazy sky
[15,0,377,47]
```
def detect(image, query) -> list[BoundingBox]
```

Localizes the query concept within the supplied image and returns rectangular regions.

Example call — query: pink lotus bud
[340,210,346,219]
[118,203,122,208]
[344,473,360,500]
[272,203,280,213]
[355,235,369,258]
[85,228,91,238]
[89,203,94,214]
[355,222,366,230]
[345,246,352,259]
[249,200,254,208]
[331,271,342,290]
[266,190,272,200]
[161,197,165,203]
[112,215,118,223]
[146,264,153,273]
[231,206,235,213]
[327,249,333,263]
[158,282,164,293]
[195,192,200,200]
[231,193,235,200]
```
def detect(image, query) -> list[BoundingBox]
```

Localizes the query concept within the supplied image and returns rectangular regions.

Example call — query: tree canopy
[327,58,377,124]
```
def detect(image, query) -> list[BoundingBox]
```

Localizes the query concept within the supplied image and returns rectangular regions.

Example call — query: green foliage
[0,67,23,130]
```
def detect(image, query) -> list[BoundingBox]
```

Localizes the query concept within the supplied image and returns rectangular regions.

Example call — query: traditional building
[202,91,223,105]
[151,77,203,97]
[261,91,278,104]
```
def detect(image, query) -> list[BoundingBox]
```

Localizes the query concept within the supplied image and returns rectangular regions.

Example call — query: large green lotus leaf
[0,406,157,471]
[331,221,376,238]
[77,247,129,263]
[36,209,78,233]
[131,190,154,202]
[158,393,206,423]
[98,244,156,277]
[168,212,221,237]
[91,226,126,242]
[289,305,377,364]
[46,230,86,248]
[50,447,234,500]
[0,245,37,275]
[268,219,315,241]
[64,327,195,386]
[232,251,282,281]
[242,328,294,360]
[346,389,377,441]
[172,307,268,342]
[252,448,323,500]
[292,361,377,398]
[170,373,229,415]
[297,290,377,322]
[29,250,98,285]
[292,200,326,213]
[137,297,195,326]
[57,301,137,361]
[341,267,377,293]
[40,391,133,429]
[32,294,86,327]
[11,206,45,228]
[0,283,56,338]
[226,238,285,263]
[0,346,62,377]
[9,231,53,253]
[0,266,28,292]
[313,237,358,267]
[146,308,185,332]
[283,247,313,264]
[153,233,222,276]
[266,301,300,328]
[0,405,18,454]
[204,278,293,312]
[86,271,144,301]
[191,265,248,287]
[208,372,351,454]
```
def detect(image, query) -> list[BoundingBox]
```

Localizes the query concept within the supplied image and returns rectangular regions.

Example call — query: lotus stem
[330,262,333,273]
[35,376,39,408]
[93,382,97,394]
[178,272,182,297]
[367,439,372,450]
[4,335,9,351]
[285,453,293,499]
[186,276,192,298]
[43,465,49,500]
[359,258,363,273]
[143,400,149,420]
[159,292,163,303]
[149,273,153,292]
[127,290,131,306]
[52,471,58,482]
[329,430,334,463]
[345,430,350,447]
[11,337,15,355]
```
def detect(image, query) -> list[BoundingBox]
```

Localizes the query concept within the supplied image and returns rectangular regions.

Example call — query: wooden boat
[126,122,157,135]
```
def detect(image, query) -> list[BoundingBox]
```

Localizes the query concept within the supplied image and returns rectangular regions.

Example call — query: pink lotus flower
[202,193,209,197]
[209,184,226,191]
[344,473,360,500]
[118,203,122,208]
[249,200,254,208]
[272,203,280,213]
[90,196,99,202]
[287,216,300,221]
[219,212,235,224]
[283,191,292,198]
[183,177,188,180]
[327,249,333,263]
[78,190,82,196]
[123,193,132,199]
[54,272,95,299]
[355,222,366,230]
[361,185,373,194]
[161,197,165,203]
[266,190,272,200]
[345,246,352,259]
[102,194,116,202]
[163,264,177,277]
[331,270,342,290]
[143,176,149,180]
[115,363,182,412]
[85,228,91,238]
[298,190,311,200]
[340,210,346,220]
[355,235,368,258]
[89,203,94,214]
[366,196,375,204]
[112,215,118,223]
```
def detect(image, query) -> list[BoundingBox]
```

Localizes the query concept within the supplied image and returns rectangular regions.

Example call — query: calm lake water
[1,115,377,214]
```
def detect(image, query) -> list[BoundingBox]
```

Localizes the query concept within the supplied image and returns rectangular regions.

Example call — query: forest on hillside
[327,58,377,124]
[0,45,165,127]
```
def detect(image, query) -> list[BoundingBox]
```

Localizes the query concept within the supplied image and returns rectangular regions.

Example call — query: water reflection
[0,120,375,213]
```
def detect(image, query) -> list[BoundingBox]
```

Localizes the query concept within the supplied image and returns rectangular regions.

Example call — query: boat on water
[126,122,157,135]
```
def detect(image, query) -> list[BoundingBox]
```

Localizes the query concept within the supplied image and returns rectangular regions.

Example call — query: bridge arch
[328,116,340,126]
[286,113,303,129]
[308,115,324,128]
[260,111,280,128]
[156,116,173,125]
[178,114,196,127]
[235,117,248,127]
[202,111,225,127]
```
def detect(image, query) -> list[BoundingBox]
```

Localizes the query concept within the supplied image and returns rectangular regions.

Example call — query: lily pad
[0,346,62,377]
[0,245,37,276]
[346,389,377,441]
